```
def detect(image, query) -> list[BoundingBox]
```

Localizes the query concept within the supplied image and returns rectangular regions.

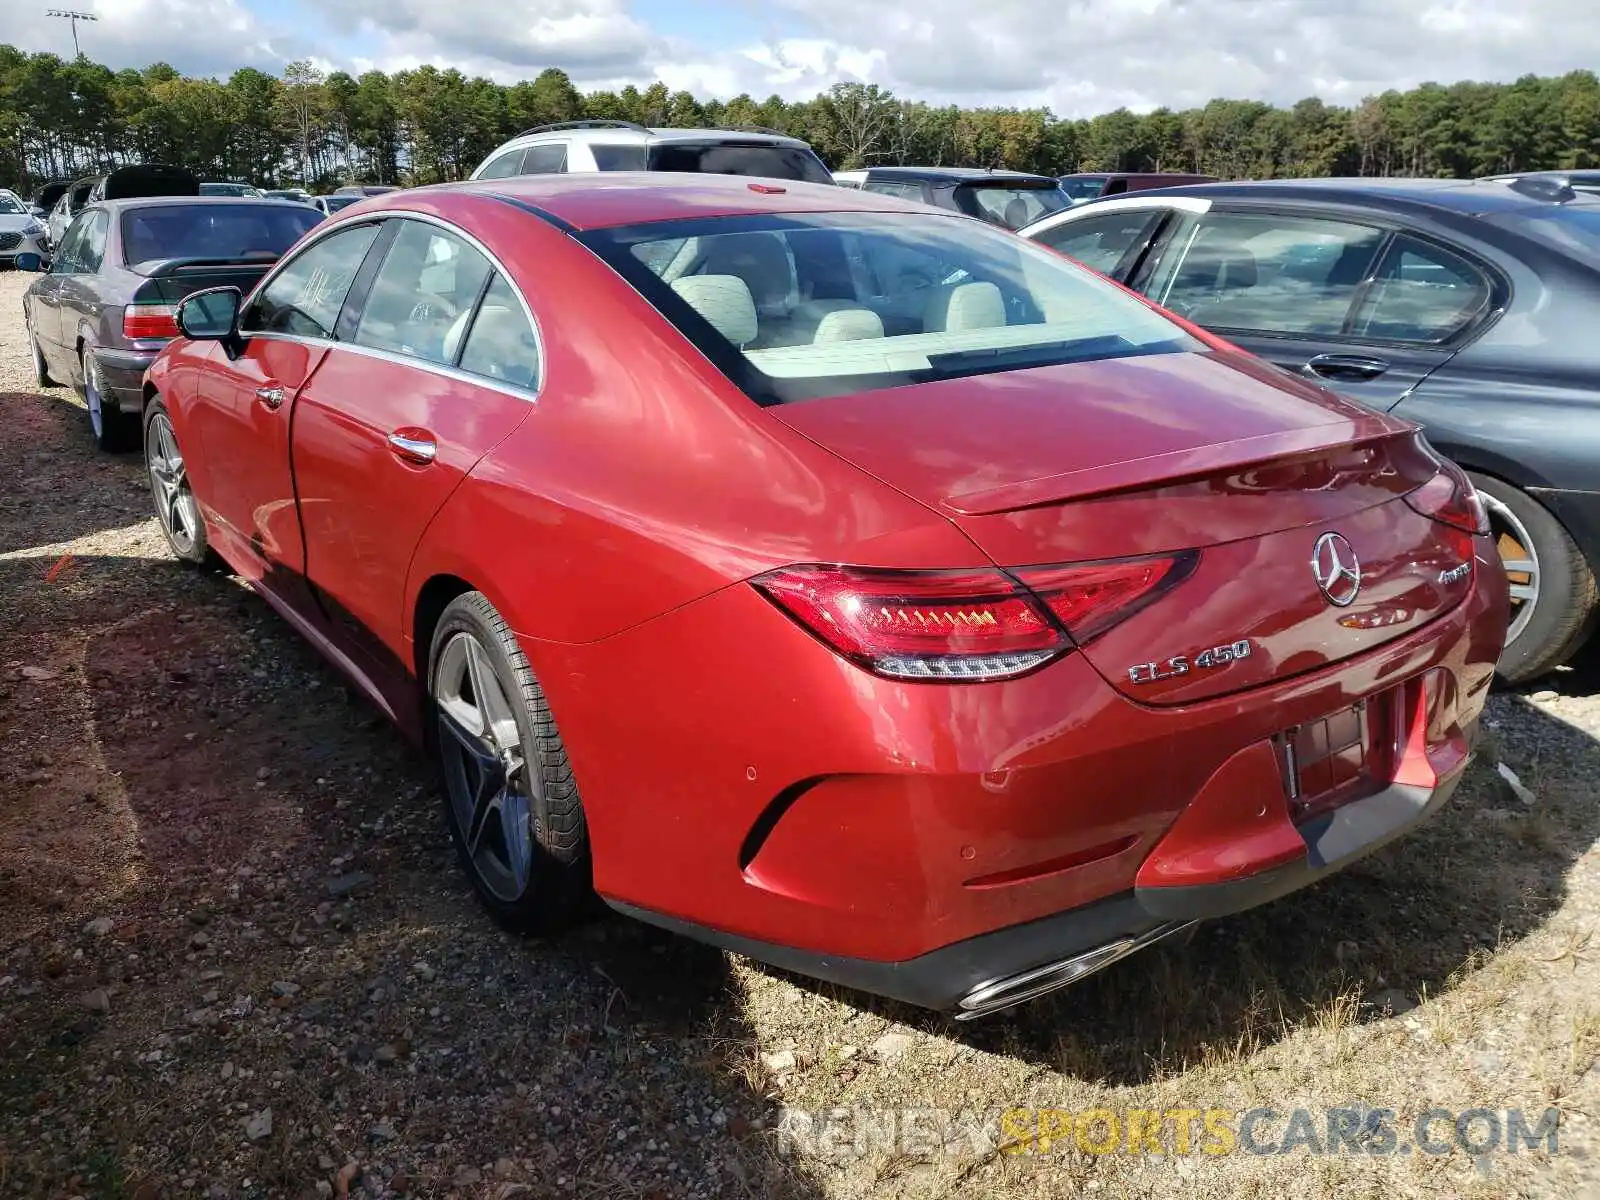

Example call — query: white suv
[470,120,833,183]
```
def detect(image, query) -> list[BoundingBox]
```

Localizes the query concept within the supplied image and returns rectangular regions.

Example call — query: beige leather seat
[670,275,759,348]
[924,281,1007,332]
[813,308,885,343]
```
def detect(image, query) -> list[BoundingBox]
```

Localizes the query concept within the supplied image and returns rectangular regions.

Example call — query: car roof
[1096,176,1600,216]
[366,172,949,232]
[504,123,811,149]
[866,165,1058,185]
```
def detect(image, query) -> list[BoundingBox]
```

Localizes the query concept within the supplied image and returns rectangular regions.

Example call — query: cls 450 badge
[1127,640,1253,685]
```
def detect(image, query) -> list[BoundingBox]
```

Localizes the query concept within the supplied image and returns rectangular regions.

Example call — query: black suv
[1020,177,1600,683]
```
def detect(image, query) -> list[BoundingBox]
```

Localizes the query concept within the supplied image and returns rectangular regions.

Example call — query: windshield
[121,204,321,265]
[647,142,833,184]
[0,193,27,215]
[581,211,1196,405]
[201,183,261,197]
[1058,176,1109,202]
[959,184,1068,229]
[1486,204,1600,270]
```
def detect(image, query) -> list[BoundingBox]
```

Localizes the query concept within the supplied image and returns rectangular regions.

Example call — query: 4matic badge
[1127,639,1253,685]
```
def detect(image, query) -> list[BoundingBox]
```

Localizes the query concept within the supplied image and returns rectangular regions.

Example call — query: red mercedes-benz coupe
[143,174,1508,1018]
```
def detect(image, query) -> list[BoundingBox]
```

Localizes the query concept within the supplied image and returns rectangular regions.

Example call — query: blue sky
[11,0,1600,118]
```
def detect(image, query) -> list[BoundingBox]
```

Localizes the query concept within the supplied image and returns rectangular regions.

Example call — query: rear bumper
[92,346,158,414]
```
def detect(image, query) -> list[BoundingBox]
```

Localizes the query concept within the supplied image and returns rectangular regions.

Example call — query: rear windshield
[647,142,833,183]
[1058,176,1109,202]
[959,184,1068,229]
[1486,204,1600,270]
[121,204,322,266]
[581,211,1196,405]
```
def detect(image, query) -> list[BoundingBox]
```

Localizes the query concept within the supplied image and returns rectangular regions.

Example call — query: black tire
[428,591,592,933]
[143,397,213,567]
[25,308,56,388]
[81,348,138,453]
[1470,472,1598,684]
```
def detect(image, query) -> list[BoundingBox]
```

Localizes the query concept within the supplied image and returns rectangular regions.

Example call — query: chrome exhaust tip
[953,921,1197,1020]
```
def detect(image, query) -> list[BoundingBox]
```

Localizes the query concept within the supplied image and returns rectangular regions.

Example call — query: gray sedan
[20,196,321,450]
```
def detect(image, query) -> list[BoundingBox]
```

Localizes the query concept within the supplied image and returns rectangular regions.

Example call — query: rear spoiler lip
[130,255,280,277]
[941,418,1421,516]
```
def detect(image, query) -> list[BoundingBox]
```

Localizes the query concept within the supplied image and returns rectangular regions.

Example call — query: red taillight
[1404,464,1488,535]
[122,304,179,340]
[753,553,1193,682]
[1014,554,1197,643]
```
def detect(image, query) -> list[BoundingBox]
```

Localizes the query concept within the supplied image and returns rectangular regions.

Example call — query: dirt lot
[0,268,1597,1200]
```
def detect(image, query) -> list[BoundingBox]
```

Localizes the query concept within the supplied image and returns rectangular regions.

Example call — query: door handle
[254,384,286,409]
[386,429,437,465]
[1303,353,1389,382]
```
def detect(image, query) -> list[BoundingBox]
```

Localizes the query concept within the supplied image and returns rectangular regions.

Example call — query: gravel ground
[0,268,1596,1200]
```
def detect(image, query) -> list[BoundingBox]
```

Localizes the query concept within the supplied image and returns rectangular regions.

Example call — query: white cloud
[6,0,1600,119]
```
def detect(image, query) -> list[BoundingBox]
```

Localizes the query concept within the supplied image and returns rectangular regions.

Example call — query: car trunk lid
[772,349,1476,702]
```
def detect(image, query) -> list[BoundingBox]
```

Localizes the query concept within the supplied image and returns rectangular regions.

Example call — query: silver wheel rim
[1482,492,1539,646]
[145,411,200,555]
[83,353,103,438]
[434,631,536,902]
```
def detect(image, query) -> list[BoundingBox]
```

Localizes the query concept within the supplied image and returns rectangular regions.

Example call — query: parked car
[47,176,97,249]
[17,196,321,450]
[201,181,265,198]
[29,181,68,221]
[846,166,1069,229]
[263,188,314,204]
[1019,176,1600,683]
[1058,172,1217,203]
[469,120,832,183]
[141,174,1504,1018]
[332,185,399,197]
[1480,170,1600,198]
[0,189,50,268]
[312,194,362,216]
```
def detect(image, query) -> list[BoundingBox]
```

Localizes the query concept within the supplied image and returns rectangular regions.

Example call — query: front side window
[354,220,493,365]
[121,204,319,266]
[1350,236,1492,343]
[522,144,568,174]
[647,143,833,184]
[1032,209,1163,276]
[245,222,380,338]
[1149,211,1385,336]
[50,214,91,273]
[581,211,1196,405]
[476,149,526,180]
[959,185,1069,230]
[455,273,540,388]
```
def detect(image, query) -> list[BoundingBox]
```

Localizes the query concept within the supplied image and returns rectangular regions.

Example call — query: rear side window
[121,205,320,266]
[522,144,568,174]
[476,149,526,179]
[1032,210,1162,275]
[246,222,380,338]
[959,186,1069,230]
[591,144,649,171]
[355,220,493,365]
[648,143,832,183]
[455,273,540,389]
[1350,236,1491,343]
[1150,212,1385,336]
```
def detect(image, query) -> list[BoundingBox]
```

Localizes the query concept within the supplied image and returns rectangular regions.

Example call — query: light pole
[46,10,98,58]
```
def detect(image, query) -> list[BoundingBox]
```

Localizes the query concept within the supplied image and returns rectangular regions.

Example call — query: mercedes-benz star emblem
[1311,532,1362,607]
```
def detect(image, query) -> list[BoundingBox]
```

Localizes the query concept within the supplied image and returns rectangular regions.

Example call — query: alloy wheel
[145,410,201,556]
[434,630,537,903]
[1482,490,1540,646]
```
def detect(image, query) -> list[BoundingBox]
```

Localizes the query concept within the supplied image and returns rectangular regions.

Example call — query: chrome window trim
[239,208,545,401]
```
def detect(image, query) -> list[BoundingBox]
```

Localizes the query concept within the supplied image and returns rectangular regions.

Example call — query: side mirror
[177,286,242,340]
[13,252,44,272]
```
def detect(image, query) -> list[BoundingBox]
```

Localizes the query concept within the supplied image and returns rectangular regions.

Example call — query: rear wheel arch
[412,573,476,682]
